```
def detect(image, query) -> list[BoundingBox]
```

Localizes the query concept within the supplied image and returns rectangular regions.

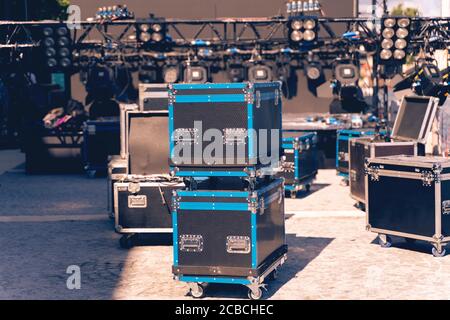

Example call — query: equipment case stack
[336,129,377,183]
[107,86,184,248]
[169,82,287,300]
[280,131,318,198]
[349,95,438,209]
[366,155,450,257]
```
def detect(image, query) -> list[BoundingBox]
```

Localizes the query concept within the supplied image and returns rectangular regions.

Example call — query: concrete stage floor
[1,149,450,300]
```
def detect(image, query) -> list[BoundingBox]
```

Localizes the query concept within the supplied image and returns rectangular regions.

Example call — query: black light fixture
[248,64,273,82]
[40,25,72,69]
[304,60,326,97]
[379,16,411,65]
[184,64,209,83]
[227,58,246,83]
[288,16,318,47]
[138,59,159,83]
[136,19,166,46]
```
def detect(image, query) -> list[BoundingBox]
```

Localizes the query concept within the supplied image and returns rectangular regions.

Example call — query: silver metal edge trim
[370,227,440,243]
[118,228,173,234]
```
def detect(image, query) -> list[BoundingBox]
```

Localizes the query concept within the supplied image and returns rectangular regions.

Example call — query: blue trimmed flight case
[336,129,376,180]
[168,82,282,180]
[172,178,287,300]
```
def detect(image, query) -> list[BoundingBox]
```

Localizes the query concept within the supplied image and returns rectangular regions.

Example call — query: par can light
[380,49,393,60]
[396,28,409,39]
[139,32,151,42]
[139,24,150,32]
[151,24,162,32]
[382,28,395,39]
[383,18,396,28]
[290,30,303,42]
[303,30,316,41]
[395,38,407,49]
[151,32,164,42]
[163,67,179,83]
[381,39,394,49]
[291,20,303,30]
[397,18,411,28]
[304,19,316,30]
[393,49,406,60]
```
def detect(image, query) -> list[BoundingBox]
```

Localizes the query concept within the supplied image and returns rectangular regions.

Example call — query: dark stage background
[68,0,355,115]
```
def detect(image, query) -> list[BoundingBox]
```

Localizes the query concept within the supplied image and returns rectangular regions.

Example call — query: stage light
[288,16,318,46]
[304,59,327,97]
[291,20,303,30]
[379,16,411,65]
[163,66,180,83]
[139,59,159,83]
[248,64,273,82]
[381,39,394,49]
[184,65,209,83]
[334,62,359,85]
[395,39,407,49]
[290,30,303,42]
[305,63,322,81]
[39,25,72,69]
[227,59,246,83]
[136,20,167,45]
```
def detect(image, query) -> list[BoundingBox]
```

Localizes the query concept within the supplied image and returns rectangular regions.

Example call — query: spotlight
[227,59,246,83]
[379,16,411,65]
[304,60,327,97]
[288,16,318,46]
[162,64,180,83]
[184,65,209,83]
[334,62,359,86]
[248,64,273,82]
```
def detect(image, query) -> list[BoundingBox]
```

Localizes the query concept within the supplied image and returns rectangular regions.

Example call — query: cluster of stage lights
[380,17,411,63]
[41,26,72,69]
[137,23,165,44]
[289,17,318,44]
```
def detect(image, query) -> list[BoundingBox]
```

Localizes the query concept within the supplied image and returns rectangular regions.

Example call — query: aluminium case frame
[365,156,450,254]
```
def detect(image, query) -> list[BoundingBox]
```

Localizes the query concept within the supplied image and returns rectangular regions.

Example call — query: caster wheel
[405,238,416,244]
[305,184,311,192]
[432,247,446,258]
[119,235,135,249]
[248,288,263,300]
[378,235,392,248]
[290,191,297,199]
[190,284,205,299]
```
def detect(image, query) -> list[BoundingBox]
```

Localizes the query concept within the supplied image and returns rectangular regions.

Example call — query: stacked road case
[107,85,184,248]
[169,82,287,300]
[280,131,318,198]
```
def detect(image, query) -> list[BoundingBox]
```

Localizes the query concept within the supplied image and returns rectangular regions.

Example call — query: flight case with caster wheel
[168,82,282,179]
[366,155,450,257]
[172,178,287,299]
[280,131,318,198]
[114,179,185,248]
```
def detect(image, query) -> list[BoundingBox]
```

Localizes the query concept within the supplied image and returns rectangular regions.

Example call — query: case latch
[442,201,450,215]
[226,236,251,254]
[179,235,204,253]
[365,165,380,182]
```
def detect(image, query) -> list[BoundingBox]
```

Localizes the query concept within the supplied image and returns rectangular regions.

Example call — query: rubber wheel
[119,235,135,249]
[378,235,392,248]
[248,288,263,300]
[290,191,297,199]
[305,184,311,192]
[432,247,446,258]
[190,284,205,299]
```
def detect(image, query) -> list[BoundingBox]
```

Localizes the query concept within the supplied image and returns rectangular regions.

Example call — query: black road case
[172,178,287,300]
[114,179,184,248]
[281,131,318,198]
[139,83,169,111]
[349,138,417,207]
[366,155,450,257]
[82,119,120,177]
[168,82,282,179]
